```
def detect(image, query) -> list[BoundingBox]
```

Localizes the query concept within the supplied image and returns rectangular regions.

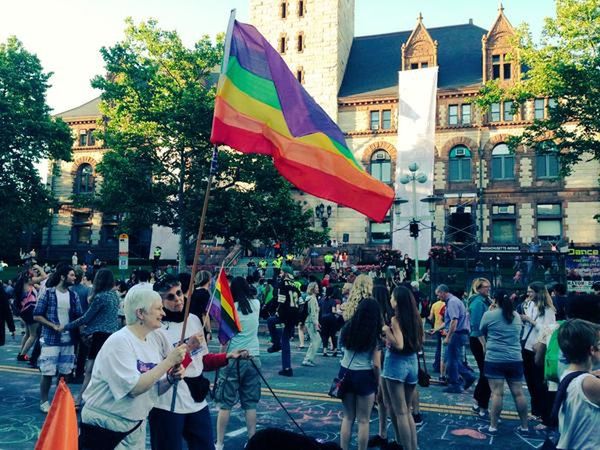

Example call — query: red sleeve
[202,353,228,371]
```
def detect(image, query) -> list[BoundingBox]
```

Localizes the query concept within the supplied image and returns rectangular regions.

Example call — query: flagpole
[170,9,237,412]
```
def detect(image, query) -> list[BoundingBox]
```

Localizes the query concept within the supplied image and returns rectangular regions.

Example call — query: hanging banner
[393,66,438,260]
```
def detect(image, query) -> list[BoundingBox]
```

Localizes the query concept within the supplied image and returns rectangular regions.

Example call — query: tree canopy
[0,37,72,260]
[476,0,600,176]
[91,19,325,269]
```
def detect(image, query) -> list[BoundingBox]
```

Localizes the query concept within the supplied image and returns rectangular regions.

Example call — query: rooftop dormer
[401,14,438,71]
[482,2,520,84]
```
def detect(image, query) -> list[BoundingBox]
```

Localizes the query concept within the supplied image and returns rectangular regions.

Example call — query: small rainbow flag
[209,269,242,344]
[210,20,394,222]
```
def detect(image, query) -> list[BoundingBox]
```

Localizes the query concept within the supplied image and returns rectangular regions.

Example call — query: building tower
[249,0,355,121]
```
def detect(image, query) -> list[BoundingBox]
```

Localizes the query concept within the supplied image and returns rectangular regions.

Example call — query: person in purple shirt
[435,284,476,393]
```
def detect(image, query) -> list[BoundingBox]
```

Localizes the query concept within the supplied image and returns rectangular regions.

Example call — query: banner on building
[393,66,438,261]
[565,246,600,293]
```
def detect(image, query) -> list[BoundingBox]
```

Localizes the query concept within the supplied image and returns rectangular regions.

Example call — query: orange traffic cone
[35,378,78,450]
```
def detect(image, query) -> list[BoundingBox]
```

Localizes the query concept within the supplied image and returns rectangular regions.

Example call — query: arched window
[491,143,514,180]
[76,163,94,194]
[448,145,472,182]
[370,150,391,183]
[536,141,559,179]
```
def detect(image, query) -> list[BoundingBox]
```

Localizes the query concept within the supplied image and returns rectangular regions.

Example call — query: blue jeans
[149,405,214,450]
[445,332,474,389]
[267,315,294,370]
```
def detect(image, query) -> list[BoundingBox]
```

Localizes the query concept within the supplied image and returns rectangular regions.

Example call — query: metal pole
[412,176,419,282]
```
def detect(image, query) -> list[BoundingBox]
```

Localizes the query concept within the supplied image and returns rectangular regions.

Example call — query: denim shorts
[337,367,378,396]
[484,360,524,382]
[381,350,418,384]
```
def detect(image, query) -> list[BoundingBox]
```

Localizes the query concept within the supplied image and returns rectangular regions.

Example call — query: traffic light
[409,221,419,238]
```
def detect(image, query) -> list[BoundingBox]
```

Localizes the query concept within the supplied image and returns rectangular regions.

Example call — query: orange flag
[35,378,78,450]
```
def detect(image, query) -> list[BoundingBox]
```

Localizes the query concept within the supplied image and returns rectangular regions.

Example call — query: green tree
[0,37,72,260]
[92,20,325,270]
[476,0,600,176]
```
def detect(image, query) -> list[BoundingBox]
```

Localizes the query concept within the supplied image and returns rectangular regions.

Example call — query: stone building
[44,1,599,260]
[250,0,600,250]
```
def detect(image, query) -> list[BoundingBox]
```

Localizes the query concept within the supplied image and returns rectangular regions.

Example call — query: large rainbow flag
[210,20,395,222]
[209,269,242,345]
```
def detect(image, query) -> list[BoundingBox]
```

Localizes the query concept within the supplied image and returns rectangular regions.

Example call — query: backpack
[544,321,565,383]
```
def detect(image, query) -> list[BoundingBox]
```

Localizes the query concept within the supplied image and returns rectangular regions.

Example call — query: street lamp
[397,163,442,281]
[315,203,332,228]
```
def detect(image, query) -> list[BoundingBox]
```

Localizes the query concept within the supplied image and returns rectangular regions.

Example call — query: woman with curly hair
[521,281,555,423]
[381,286,423,450]
[342,274,374,321]
[338,298,382,450]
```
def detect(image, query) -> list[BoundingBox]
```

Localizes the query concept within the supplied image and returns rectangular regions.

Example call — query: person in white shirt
[556,319,600,450]
[79,288,187,449]
[521,281,556,422]
[149,275,248,450]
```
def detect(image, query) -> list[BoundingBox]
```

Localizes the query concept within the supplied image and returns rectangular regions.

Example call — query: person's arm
[34,314,60,331]
[383,317,405,351]
[33,291,60,331]
[445,318,458,343]
[30,265,47,284]
[372,348,381,379]
[129,344,187,397]
[63,297,101,331]
[582,375,600,406]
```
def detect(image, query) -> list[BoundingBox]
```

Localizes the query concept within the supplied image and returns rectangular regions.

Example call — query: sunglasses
[165,290,183,301]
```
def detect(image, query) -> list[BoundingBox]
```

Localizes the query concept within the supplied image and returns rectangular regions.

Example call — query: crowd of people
[0,251,599,450]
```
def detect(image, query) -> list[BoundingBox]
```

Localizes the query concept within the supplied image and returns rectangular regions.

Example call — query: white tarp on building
[393,67,438,261]
[149,225,180,260]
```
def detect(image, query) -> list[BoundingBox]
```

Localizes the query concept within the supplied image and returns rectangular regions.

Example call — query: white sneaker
[215,443,224,450]
[40,401,50,413]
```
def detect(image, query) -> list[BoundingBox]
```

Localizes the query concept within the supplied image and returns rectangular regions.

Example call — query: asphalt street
[0,326,550,450]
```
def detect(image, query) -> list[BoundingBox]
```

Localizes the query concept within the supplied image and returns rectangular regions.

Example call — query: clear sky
[1,0,555,114]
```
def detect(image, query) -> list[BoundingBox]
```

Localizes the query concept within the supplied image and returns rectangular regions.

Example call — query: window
[76,163,94,194]
[382,110,392,129]
[490,103,501,122]
[491,144,515,180]
[492,220,516,244]
[462,104,471,125]
[492,55,501,79]
[536,204,562,241]
[298,0,304,16]
[448,105,458,125]
[79,130,87,146]
[536,142,559,179]
[296,68,304,84]
[297,33,304,52]
[73,212,92,245]
[421,62,428,68]
[370,111,380,130]
[279,36,286,53]
[409,61,428,69]
[492,53,511,80]
[370,221,391,244]
[534,98,545,120]
[280,2,287,18]
[370,150,392,183]
[448,146,472,182]
[503,101,514,121]
[87,129,95,146]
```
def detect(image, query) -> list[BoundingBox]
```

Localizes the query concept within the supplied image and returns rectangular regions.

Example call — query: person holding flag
[149,275,248,450]
[214,276,261,450]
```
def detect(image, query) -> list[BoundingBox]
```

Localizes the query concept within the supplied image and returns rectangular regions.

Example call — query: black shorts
[20,307,35,325]
[88,332,111,359]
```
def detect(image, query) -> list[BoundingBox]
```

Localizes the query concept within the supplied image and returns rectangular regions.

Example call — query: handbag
[79,420,142,450]
[328,352,355,399]
[417,351,430,388]
[184,374,211,403]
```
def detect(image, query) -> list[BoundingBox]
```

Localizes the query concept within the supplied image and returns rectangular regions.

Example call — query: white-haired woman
[79,289,187,450]
[302,282,322,367]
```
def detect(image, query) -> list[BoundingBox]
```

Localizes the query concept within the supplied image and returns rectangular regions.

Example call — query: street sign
[118,233,129,270]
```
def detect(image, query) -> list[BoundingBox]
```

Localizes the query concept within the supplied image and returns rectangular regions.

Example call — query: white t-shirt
[83,327,171,420]
[523,302,556,351]
[154,314,209,414]
[56,289,71,344]
[558,372,600,450]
